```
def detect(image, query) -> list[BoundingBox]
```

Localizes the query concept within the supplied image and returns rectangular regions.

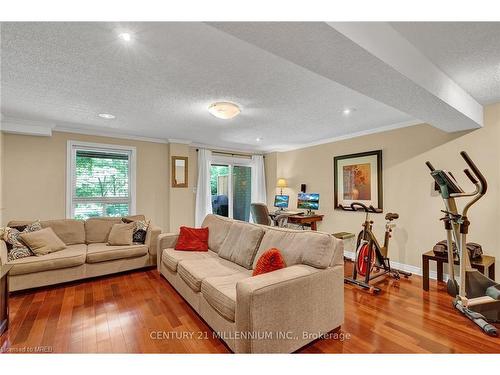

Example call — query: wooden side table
[334,232,356,261]
[286,214,324,231]
[0,264,12,336]
[422,250,495,291]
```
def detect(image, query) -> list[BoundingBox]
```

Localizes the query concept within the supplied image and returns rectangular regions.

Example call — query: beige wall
[270,102,500,276]
[264,151,278,208]
[167,143,197,232]
[2,103,500,277]
[1,131,170,231]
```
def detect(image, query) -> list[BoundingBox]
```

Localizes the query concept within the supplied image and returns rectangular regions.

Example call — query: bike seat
[385,213,399,221]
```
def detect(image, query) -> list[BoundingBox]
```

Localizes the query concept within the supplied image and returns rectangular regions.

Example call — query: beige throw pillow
[20,227,66,256]
[107,223,134,246]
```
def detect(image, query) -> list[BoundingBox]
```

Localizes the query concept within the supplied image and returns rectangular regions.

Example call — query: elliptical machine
[426,151,500,336]
[340,202,411,293]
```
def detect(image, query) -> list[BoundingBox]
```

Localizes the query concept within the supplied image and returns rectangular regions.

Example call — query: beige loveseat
[157,214,344,353]
[1,215,161,292]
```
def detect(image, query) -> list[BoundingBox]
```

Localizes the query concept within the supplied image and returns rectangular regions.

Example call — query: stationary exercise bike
[426,151,500,336]
[340,202,411,293]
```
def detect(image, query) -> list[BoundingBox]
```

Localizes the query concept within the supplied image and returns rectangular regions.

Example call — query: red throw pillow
[253,248,286,276]
[175,226,209,251]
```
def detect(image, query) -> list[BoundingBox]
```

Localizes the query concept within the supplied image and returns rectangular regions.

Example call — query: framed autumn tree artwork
[334,150,383,211]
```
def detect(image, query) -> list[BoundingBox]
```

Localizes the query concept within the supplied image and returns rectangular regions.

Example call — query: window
[67,141,136,219]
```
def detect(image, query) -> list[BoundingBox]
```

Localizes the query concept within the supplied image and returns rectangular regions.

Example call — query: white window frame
[211,155,253,219]
[66,140,136,219]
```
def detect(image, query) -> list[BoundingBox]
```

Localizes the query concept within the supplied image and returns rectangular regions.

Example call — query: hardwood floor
[1,263,499,353]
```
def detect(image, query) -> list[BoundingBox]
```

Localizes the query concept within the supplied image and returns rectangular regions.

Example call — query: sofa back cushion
[7,220,33,228]
[85,217,122,243]
[201,214,233,253]
[217,222,265,269]
[253,227,337,269]
[8,219,85,245]
[123,214,146,222]
[41,219,85,245]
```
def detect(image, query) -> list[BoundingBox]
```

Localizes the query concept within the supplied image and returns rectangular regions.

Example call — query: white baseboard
[344,250,458,282]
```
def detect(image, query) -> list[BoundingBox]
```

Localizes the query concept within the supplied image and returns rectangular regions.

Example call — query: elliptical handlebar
[339,202,382,213]
[425,161,435,172]
[460,151,487,194]
[463,169,478,185]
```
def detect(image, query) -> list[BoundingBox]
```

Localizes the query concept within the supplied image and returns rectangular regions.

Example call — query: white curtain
[251,155,267,222]
[195,149,213,227]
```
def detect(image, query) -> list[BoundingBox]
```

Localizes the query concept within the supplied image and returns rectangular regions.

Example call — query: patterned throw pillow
[122,218,150,244]
[7,246,34,261]
[4,227,27,248]
[25,221,43,232]
[2,221,42,261]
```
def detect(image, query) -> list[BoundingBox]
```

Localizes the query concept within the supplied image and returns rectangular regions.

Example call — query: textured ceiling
[210,22,483,133]
[2,22,498,152]
[0,22,415,151]
[391,22,500,105]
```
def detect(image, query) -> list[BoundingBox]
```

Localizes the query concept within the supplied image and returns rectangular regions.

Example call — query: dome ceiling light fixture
[208,101,241,120]
[342,107,357,116]
[118,32,132,42]
[98,113,116,119]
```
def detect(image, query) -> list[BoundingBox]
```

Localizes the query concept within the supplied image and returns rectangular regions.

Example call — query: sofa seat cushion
[86,243,148,263]
[161,248,218,272]
[8,244,87,276]
[177,258,248,292]
[217,222,264,269]
[201,272,251,322]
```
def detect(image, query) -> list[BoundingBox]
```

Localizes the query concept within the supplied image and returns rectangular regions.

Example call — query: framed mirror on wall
[172,156,188,188]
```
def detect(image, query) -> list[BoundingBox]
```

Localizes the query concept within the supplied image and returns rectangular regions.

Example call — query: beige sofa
[1,215,161,292]
[157,214,344,353]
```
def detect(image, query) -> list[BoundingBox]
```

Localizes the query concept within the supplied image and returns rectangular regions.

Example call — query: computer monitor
[274,195,289,209]
[297,193,320,211]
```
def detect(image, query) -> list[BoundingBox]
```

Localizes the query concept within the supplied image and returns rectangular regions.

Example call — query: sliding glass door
[232,165,252,221]
[211,165,230,217]
[210,163,252,221]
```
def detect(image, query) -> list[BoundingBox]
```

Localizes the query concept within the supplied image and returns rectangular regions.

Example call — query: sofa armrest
[235,264,344,353]
[0,240,7,266]
[145,225,162,258]
[156,233,179,271]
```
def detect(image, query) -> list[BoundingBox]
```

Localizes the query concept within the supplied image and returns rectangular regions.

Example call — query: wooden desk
[422,250,495,291]
[286,214,324,231]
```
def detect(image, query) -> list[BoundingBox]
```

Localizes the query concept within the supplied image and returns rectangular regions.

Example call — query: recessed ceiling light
[118,32,132,42]
[98,113,116,119]
[342,108,356,116]
[208,102,241,120]
[256,137,263,142]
